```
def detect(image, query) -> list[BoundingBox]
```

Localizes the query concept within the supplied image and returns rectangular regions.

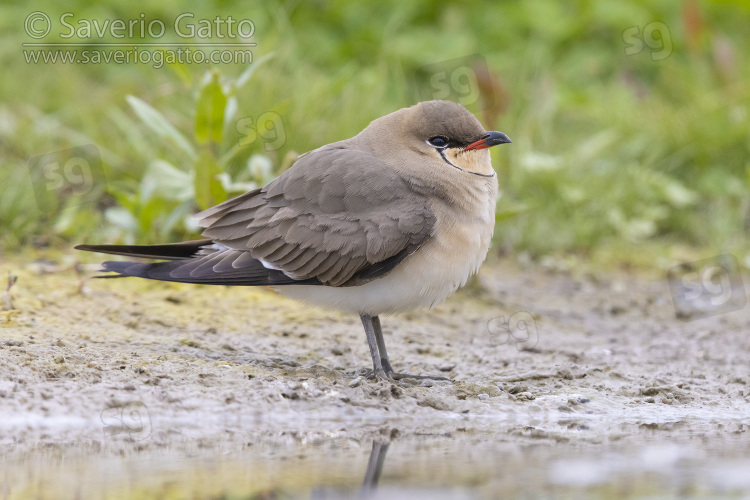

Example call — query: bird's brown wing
[194,146,436,287]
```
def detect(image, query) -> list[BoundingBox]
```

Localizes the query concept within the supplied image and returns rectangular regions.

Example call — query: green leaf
[218,141,250,169]
[105,206,139,233]
[223,95,239,133]
[126,95,196,159]
[216,172,257,194]
[161,200,194,239]
[194,148,226,209]
[234,51,274,91]
[662,181,697,208]
[195,70,227,146]
[247,154,274,184]
[141,159,194,203]
[168,59,192,87]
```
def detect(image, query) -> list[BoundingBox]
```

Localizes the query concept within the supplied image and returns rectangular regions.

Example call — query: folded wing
[196,146,436,287]
[79,146,436,288]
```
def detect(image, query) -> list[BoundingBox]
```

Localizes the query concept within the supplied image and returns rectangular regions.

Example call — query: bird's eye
[427,136,449,148]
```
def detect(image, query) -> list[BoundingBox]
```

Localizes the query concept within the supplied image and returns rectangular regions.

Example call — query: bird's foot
[381,359,452,381]
[363,368,393,382]
[363,368,451,383]
[390,372,451,382]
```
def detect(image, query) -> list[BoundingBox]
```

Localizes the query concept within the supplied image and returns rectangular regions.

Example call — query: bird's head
[362,100,511,178]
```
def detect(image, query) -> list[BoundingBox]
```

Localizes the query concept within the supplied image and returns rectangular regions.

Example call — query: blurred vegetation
[1,0,748,266]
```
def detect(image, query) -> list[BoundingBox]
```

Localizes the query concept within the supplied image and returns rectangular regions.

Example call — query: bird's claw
[365,368,392,381]
[391,372,451,381]
[365,368,451,383]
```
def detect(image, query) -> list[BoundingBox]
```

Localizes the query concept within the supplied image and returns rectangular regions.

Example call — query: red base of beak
[465,141,490,151]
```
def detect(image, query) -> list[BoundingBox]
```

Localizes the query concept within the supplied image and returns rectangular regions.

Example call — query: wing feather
[82,144,435,288]
[194,146,435,286]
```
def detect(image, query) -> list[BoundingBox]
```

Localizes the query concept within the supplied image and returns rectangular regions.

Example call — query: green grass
[1,0,749,266]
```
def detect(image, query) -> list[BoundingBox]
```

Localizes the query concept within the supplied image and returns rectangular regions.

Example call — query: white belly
[278,187,496,315]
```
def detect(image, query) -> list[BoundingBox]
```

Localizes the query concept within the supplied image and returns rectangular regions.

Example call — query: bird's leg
[360,314,388,380]
[371,316,395,376]
[370,315,450,382]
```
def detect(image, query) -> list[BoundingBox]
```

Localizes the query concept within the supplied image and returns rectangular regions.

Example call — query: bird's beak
[464,131,512,151]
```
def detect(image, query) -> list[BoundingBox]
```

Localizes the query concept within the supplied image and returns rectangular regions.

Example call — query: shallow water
[3,414,750,499]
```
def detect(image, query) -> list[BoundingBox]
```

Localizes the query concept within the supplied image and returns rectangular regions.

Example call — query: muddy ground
[1,252,749,498]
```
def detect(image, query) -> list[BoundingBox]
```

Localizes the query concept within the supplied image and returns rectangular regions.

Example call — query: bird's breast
[399,174,498,301]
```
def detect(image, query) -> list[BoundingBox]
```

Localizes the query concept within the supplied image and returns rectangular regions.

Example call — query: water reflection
[311,441,391,499]
[3,423,750,499]
[361,441,389,494]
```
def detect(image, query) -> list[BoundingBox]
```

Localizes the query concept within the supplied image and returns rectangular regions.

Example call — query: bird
[76,100,511,381]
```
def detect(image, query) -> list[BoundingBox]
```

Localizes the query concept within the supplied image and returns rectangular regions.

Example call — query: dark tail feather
[75,239,213,260]
[76,239,319,286]
[98,259,321,286]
